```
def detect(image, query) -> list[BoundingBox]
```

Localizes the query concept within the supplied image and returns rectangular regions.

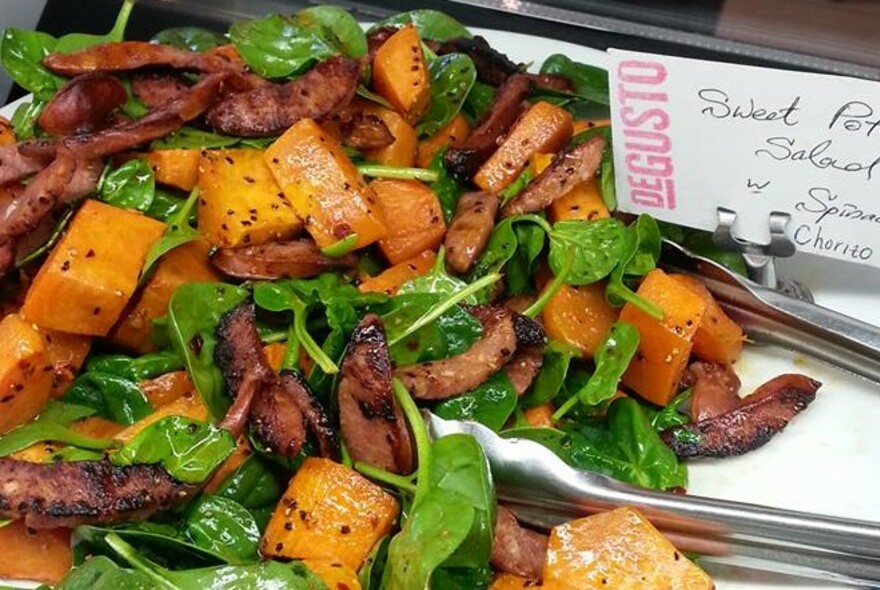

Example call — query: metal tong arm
[427,414,880,561]
[661,239,880,384]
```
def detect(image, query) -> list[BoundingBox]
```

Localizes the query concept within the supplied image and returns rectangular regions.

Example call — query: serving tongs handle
[661,239,880,385]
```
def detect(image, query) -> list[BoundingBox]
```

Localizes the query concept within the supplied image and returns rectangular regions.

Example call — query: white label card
[607,49,880,267]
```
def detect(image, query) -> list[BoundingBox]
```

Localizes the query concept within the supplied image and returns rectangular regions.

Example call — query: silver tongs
[427,413,880,587]
[661,238,880,386]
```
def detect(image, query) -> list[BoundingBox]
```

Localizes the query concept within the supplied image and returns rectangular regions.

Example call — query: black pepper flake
[60,260,71,272]
[225,156,235,165]
[274,542,284,552]
[284,522,293,531]
[85,249,95,258]
[92,307,101,316]
[243,176,256,184]
[0,395,13,403]
[340,525,351,535]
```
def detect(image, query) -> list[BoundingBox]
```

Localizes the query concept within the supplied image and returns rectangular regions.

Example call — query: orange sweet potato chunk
[621,269,706,406]
[140,149,201,191]
[475,101,573,192]
[543,507,713,590]
[542,282,619,359]
[670,274,744,364]
[138,370,194,408]
[0,314,53,434]
[198,148,303,248]
[303,559,363,590]
[358,250,436,296]
[261,457,399,570]
[113,390,207,445]
[0,521,72,584]
[523,403,556,429]
[21,200,166,336]
[362,103,418,168]
[110,240,220,353]
[373,179,445,264]
[41,329,91,398]
[204,436,252,494]
[417,113,470,168]
[371,25,430,123]
[548,177,609,223]
[490,573,554,590]
[0,117,15,146]
[266,119,387,250]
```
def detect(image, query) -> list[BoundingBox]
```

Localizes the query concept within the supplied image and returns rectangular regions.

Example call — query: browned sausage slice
[211,239,357,280]
[444,191,499,275]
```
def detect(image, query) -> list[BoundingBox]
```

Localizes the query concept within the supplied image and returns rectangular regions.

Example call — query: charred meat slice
[526,73,573,92]
[444,191,499,275]
[205,57,360,137]
[215,303,339,460]
[444,74,532,183]
[210,239,358,280]
[0,144,54,187]
[38,73,127,136]
[131,73,191,110]
[432,36,520,86]
[687,362,742,422]
[43,41,244,76]
[502,135,605,217]
[0,459,196,529]
[662,374,820,458]
[513,314,546,347]
[490,506,549,579]
[504,345,544,396]
[320,110,394,151]
[338,315,414,474]
[395,305,517,400]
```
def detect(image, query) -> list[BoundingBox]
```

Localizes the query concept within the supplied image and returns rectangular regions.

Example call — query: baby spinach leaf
[606,215,663,317]
[548,218,627,285]
[429,149,466,223]
[0,29,63,100]
[112,416,236,484]
[0,401,113,458]
[146,188,189,222]
[554,322,639,419]
[434,372,517,431]
[520,341,578,408]
[10,98,45,140]
[64,372,153,425]
[432,566,494,590]
[229,14,334,79]
[564,397,688,490]
[398,248,471,299]
[86,351,183,382]
[649,389,692,432]
[500,426,570,458]
[15,206,74,269]
[382,294,482,365]
[98,159,156,213]
[468,214,550,283]
[506,222,545,295]
[151,127,240,150]
[385,488,475,590]
[167,282,249,419]
[498,168,534,204]
[418,53,477,137]
[369,10,472,41]
[295,5,367,58]
[152,27,225,52]
[140,187,201,280]
[54,555,155,590]
[183,495,260,564]
[462,81,494,124]
[429,434,496,568]
[106,533,328,590]
[599,142,617,210]
[540,53,609,105]
[53,0,134,54]
[215,455,286,529]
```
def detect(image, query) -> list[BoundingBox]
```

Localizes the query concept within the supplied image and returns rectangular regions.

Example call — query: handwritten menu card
[607,49,880,267]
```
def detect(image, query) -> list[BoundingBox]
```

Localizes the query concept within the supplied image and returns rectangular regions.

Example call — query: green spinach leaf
[649,389,692,432]
[54,556,155,590]
[111,416,235,484]
[98,159,156,212]
[520,341,578,407]
[53,0,134,54]
[295,6,367,58]
[369,11,471,41]
[0,401,113,458]
[183,495,260,564]
[462,81,494,124]
[0,29,64,100]
[151,127,240,150]
[429,149,466,223]
[548,218,627,285]
[140,187,201,280]
[64,372,153,425]
[540,54,609,105]
[86,351,183,381]
[418,53,476,137]
[606,215,663,317]
[432,566,494,590]
[398,248,471,299]
[434,372,517,431]
[10,98,45,139]
[152,27,225,52]
[229,14,334,79]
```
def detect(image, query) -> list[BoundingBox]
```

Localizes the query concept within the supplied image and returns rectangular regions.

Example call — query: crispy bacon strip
[43,41,243,76]
[444,191,499,275]
[432,36,520,87]
[205,57,360,137]
[131,73,191,110]
[320,110,394,151]
[662,374,820,458]
[444,74,532,182]
[502,136,605,217]
[210,239,357,280]
[0,459,197,529]
[687,362,742,422]
[490,506,548,579]
[38,73,127,136]
[0,144,53,187]
[395,306,518,400]
[503,346,544,396]
[338,315,414,474]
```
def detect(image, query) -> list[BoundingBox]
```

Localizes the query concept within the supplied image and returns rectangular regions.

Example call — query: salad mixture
[0,3,822,589]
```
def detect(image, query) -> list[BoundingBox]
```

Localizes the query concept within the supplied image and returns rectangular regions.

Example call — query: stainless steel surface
[662,239,880,385]
[426,413,880,586]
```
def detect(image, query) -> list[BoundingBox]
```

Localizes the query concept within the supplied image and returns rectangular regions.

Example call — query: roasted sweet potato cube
[0,521,72,584]
[621,269,706,406]
[542,282,619,359]
[670,274,744,364]
[266,119,387,250]
[198,148,303,248]
[204,436,252,494]
[373,179,445,264]
[110,240,220,353]
[548,177,610,223]
[21,200,166,336]
[543,507,713,589]
[261,457,399,570]
[490,573,551,589]
[358,250,436,296]
[143,149,201,191]
[303,559,362,590]
[0,117,15,146]
[0,314,54,434]
[371,25,430,123]
[362,102,418,168]
[475,101,573,192]
[138,370,194,408]
[417,113,470,168]
[112,390,207,444]
[40,329,91,398]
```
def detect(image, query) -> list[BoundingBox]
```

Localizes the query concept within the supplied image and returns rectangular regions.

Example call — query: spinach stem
[552,390,580,421]
[355,461,417,495]
[387,272,502,346]
[340,441,353,469]
[109,0,136,41]
[393,378,431,506]
[357,164,439,182]
[105,533,177,590]
[524,249,574,318]
[292,300,338,374]
[607,283,664,320]
[517,213,553,234]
